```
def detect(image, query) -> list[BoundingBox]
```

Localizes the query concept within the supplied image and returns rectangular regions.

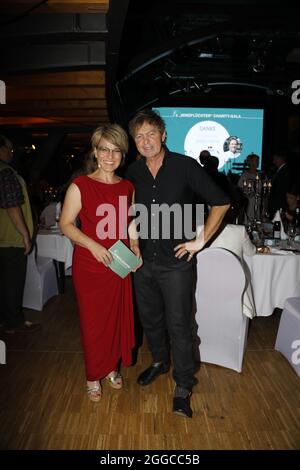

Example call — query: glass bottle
[273,220,281,240]
[295,207,300,235]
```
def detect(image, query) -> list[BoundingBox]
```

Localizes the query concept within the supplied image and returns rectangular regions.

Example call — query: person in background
[60,124,141,403]
[238,153,261,185]
[280,183,300,230]
[203,155,246,224]
[0,135,40,333]
[203,155,229,187]
[269,153,292,218]
[238,154,262,222]
[198,149,211,167]
[197,151,213,218]
[126,109,230,419]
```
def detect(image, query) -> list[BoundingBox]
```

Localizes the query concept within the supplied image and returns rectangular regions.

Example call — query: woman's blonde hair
[84,149,97,175]
[87,123,128,173]
[91,123,128,153]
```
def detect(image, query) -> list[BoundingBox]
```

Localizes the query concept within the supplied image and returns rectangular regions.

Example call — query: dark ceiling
[109,0,300,122]
[1,0,300,142]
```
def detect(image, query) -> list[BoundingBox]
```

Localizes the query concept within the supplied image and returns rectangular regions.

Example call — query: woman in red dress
[60,124,142,402]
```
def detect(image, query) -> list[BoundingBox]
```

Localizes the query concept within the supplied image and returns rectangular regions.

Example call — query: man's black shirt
[125,148,230,265]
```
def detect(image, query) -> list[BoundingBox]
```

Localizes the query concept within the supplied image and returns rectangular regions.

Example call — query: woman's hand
[89,241,113,266]
[130,244,143,271]
[174,238,204,261]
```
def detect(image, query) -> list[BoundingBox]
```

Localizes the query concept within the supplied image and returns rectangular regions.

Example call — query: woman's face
[95,137,123,172]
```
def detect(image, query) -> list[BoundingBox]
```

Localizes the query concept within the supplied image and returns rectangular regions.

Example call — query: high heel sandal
[86,381,102,402]
[105,371,123,390]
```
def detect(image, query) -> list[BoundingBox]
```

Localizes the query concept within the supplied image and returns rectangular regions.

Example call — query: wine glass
[55,202,61,228]
[286,224,296,248]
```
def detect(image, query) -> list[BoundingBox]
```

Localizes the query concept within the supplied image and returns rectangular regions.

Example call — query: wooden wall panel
[0,0,109,14]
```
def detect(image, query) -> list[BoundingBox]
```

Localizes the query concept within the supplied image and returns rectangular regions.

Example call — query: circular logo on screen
[184,121,230,168]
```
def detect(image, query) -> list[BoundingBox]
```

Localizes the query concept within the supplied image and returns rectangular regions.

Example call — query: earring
[97,162,101,168]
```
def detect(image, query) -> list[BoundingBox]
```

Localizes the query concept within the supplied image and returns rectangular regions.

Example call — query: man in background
[198,149,211,167]
[0,135,40,333]
[269,153,292,218]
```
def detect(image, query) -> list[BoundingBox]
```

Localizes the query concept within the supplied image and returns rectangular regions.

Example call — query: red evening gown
[72,175,135,381]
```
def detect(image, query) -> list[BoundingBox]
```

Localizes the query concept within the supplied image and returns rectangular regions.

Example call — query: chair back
[195,247,249,372]
[275,297,300,377]
[22,246,58,311]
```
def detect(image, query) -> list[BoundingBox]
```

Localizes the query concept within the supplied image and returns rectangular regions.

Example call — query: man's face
[0,141,13,163]
[286,193,299,209]
[248,157,259,170]
[229,139,238,153]
[133,122,165,160]
[273,156,283,168]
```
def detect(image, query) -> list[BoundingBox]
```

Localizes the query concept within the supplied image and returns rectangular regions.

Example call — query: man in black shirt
[269,154,292,218]
[126,109,230,418]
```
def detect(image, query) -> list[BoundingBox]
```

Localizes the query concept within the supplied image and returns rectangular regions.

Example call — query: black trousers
[134,260,197,391]
[0,247,27,328]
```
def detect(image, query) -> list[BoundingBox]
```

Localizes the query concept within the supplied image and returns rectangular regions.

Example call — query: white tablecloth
[36,229,73,269]
[245,253,300,316]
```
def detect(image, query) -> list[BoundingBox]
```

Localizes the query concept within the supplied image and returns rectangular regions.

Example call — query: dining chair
[195,247,249,372]
[275,297,300,377]
[22,245,59,311]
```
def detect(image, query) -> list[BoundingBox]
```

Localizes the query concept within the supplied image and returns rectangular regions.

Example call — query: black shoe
[137,363,169,386]
[5,321,41,334]
[173,394,193,419]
